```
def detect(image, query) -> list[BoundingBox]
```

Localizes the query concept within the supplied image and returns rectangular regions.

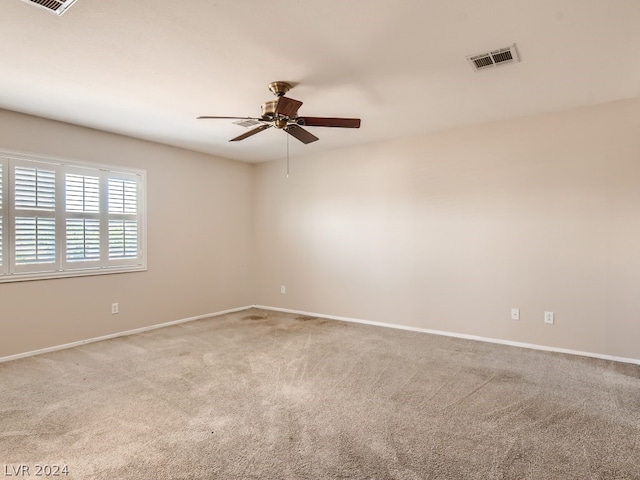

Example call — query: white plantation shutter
[66,218,100,262]
[108,178,137,215]
[12,163,58,273]
[0,150,145,282]
[108,178,139,260]
[63,171,102,267]
[15,166,56,210]
[108,219,138,259]
[66,174,100,213]
[15,217,56,265]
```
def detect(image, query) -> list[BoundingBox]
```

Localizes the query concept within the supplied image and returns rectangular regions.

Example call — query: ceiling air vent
[19,0,79,15]
[466,44,520,72]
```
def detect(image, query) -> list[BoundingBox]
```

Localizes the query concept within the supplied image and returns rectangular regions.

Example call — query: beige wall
[0,109,253,357]
[3,98,640,362]
[253,98,640,361]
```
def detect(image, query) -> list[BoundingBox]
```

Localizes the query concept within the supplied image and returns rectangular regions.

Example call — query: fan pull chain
[286,131,290,178]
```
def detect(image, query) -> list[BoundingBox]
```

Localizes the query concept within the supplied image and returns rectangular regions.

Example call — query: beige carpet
[1,308,639,479]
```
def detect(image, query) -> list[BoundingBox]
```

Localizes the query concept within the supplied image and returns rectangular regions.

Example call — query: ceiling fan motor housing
[261,99,295,129]
[261,100,277,119]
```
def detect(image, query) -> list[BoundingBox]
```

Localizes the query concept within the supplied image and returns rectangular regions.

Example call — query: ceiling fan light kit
[198,81,361,145]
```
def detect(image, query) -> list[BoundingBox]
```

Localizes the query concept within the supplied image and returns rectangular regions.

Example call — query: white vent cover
[466,44,520,71]
[19,0,79,15]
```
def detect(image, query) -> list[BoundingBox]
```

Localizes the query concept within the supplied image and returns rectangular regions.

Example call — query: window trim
[0,148,147,283]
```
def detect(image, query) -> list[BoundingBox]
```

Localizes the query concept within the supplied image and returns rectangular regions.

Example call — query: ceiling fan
[197,81,361,144]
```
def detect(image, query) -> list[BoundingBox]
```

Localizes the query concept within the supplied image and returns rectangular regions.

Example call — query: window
[0,149,146,282]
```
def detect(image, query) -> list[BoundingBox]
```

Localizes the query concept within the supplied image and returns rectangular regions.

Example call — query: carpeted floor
[1,308,639,479]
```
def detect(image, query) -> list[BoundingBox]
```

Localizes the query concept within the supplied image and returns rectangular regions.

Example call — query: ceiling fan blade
[229,124,271,142]
[285,125,319,144]
[197,116,262,120]
[297,117,361,128]
[275,96,303,117]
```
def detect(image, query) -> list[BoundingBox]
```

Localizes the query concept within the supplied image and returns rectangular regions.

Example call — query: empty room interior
[1,1,639,478]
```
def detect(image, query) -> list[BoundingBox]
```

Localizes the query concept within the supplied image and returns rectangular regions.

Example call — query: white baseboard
[254,305,640,366]
[4,304,638,367]
[0,305,253,364]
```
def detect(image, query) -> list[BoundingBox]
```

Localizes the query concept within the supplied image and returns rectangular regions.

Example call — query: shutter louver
[109,220,138,259]
[15,217,56,265]
[108,178,139,261]
[14,165,57,270]
[15,167,56,210]
[66,174,99,212]
[66,218,100,262]
[108,179,137,214]
[65,173,101,263]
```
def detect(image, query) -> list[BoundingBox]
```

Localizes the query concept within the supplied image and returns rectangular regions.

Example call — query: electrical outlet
[544,311,554,324]
[111,303,119,315]
[280,285,286,294]
[511,308,520,320]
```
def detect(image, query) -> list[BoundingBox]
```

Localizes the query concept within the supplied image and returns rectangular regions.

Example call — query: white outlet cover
[544,311,554,324]
[511,308,520,320]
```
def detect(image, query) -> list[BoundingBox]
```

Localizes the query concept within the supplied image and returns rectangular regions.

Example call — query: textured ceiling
[2,0,640,162]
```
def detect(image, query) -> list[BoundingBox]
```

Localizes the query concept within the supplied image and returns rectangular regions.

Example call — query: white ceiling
[2,0,640,163]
